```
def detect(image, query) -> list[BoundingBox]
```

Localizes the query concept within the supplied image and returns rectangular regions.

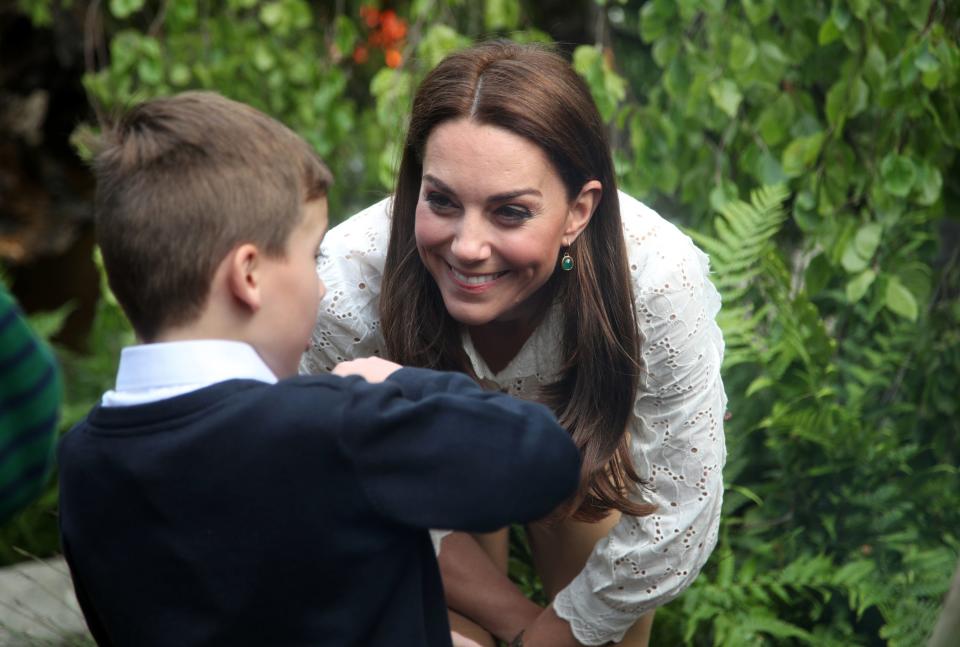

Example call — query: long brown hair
[380,41,654,522]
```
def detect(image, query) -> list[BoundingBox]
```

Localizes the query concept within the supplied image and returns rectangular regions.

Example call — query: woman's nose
[450,213,491,263]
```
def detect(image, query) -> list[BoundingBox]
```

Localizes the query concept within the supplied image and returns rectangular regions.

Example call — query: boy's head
[94,91,332,376]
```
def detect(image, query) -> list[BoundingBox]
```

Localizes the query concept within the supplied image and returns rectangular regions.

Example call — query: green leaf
[333,15,358,58]
[755,150,786,185]
[573,45,625,122]
[825,76,869,129]
[846,269,876,302]
[818,17,841,45]
[914,50,940,72]
[484,0,521,31]
[841,241,870,273]
[825,81,847,129]
[741,0,774,24]
[109,0,144,19]
[26,303,75,341]
[804,253,831,295]
[781,132,825,177]
[709,79,742,117]
[853,222,882,259]
[253,43,276,72]
[831,3,851,30]
[880,154,917,197]
[913,162,943,206]
[137,57,163,85]
[885,276,919,321]
[259,2,285,28]
[168,0,198,26]
[729,34,757,70]
[727,483,764,505]
[756,94,793,146]
[848,76,869,116]
[849,0,870,19]
[652,36,680,68]
[169,63,191,86]
[417,24,471,69]
[639,0,674,43]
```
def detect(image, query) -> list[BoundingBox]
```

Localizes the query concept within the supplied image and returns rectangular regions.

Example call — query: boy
[57,92,580,646]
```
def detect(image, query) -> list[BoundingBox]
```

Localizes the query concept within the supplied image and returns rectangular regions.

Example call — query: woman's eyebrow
[487,188,542,203]
[422,174,542,203]
[422,174,456,195]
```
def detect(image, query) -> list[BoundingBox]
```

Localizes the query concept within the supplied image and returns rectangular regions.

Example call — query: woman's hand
[332,356,402,383]
[519,605,583,647]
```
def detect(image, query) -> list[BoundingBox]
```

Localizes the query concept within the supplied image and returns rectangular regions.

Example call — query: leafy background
[2,0,958,644]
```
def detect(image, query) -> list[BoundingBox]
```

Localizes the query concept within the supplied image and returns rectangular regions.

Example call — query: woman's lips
[447,262,509,288]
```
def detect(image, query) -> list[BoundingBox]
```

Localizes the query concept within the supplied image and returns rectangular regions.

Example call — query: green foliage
[66,0,546,222]
[649,181,959,644]
[563,1,960,642]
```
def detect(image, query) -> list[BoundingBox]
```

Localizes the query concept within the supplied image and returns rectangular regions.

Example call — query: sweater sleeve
[553,199,728,645]
[0,286,62,523]
[337,367,582,533]
[299,198,392,375]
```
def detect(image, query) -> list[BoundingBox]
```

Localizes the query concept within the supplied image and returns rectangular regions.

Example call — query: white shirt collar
[460,303,564,381]
[102,340,277,407]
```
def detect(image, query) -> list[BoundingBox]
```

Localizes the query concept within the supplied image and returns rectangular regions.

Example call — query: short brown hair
[94,91,332,341]
[380,41,654,522]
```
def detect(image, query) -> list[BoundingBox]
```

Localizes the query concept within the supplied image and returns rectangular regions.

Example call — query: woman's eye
[425,192,456,211]
[497,205,533,221]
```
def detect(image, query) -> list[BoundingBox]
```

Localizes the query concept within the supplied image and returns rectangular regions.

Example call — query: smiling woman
[301,41,727,647]
[413,118,599,368]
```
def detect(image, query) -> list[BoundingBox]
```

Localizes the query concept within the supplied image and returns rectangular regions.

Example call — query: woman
[301,41,726,646]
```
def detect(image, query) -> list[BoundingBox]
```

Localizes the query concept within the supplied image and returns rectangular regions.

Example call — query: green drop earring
[560,249,574,271]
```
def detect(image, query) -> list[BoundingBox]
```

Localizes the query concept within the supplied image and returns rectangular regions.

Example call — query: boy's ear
[226,244,263,312]
[562,179,602,246]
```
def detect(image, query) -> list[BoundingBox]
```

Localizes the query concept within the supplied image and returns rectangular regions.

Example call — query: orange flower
[385,47,402,68]
[353,45,369,64]
[360,5,380,28]
[380,10,407,43]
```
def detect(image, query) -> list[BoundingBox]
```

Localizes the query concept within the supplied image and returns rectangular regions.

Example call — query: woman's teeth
[450,266,506,285]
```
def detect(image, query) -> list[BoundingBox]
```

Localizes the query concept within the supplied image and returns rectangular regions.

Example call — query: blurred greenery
[3,0,958,644]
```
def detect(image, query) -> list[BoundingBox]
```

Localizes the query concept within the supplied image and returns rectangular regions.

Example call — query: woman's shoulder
[616,190,714,296]
[323,195,393,260]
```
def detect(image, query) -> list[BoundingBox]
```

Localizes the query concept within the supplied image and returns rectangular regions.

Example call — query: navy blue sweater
[59,367,580,646]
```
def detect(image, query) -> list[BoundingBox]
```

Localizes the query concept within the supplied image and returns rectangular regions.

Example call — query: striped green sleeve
[0,286,63,523]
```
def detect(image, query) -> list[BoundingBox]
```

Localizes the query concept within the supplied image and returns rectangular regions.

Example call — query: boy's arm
[336,365,581,533]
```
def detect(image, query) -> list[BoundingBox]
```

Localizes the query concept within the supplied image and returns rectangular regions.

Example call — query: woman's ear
[562,179,602,246]
[226,243,263,313]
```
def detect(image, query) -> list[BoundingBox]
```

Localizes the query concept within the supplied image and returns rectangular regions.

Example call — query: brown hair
[380,41,655,522]
[93,91,332,341]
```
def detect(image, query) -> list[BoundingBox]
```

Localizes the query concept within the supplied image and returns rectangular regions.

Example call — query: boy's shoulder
[66,375,355,440]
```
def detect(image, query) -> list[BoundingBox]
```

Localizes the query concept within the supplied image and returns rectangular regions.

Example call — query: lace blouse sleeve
[299,198,393,375]
[553,196,728,645]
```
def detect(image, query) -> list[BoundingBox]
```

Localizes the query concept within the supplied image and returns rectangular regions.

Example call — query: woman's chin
[440,299,500,328]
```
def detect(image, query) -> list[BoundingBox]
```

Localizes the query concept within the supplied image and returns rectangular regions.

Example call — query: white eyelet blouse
[300,191,727,646]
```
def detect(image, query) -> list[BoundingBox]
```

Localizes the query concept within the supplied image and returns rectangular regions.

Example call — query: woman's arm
[439,532,542,642]
[551,205,728,645]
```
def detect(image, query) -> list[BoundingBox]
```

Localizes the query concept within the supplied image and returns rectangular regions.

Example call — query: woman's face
[414,118,598,329]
